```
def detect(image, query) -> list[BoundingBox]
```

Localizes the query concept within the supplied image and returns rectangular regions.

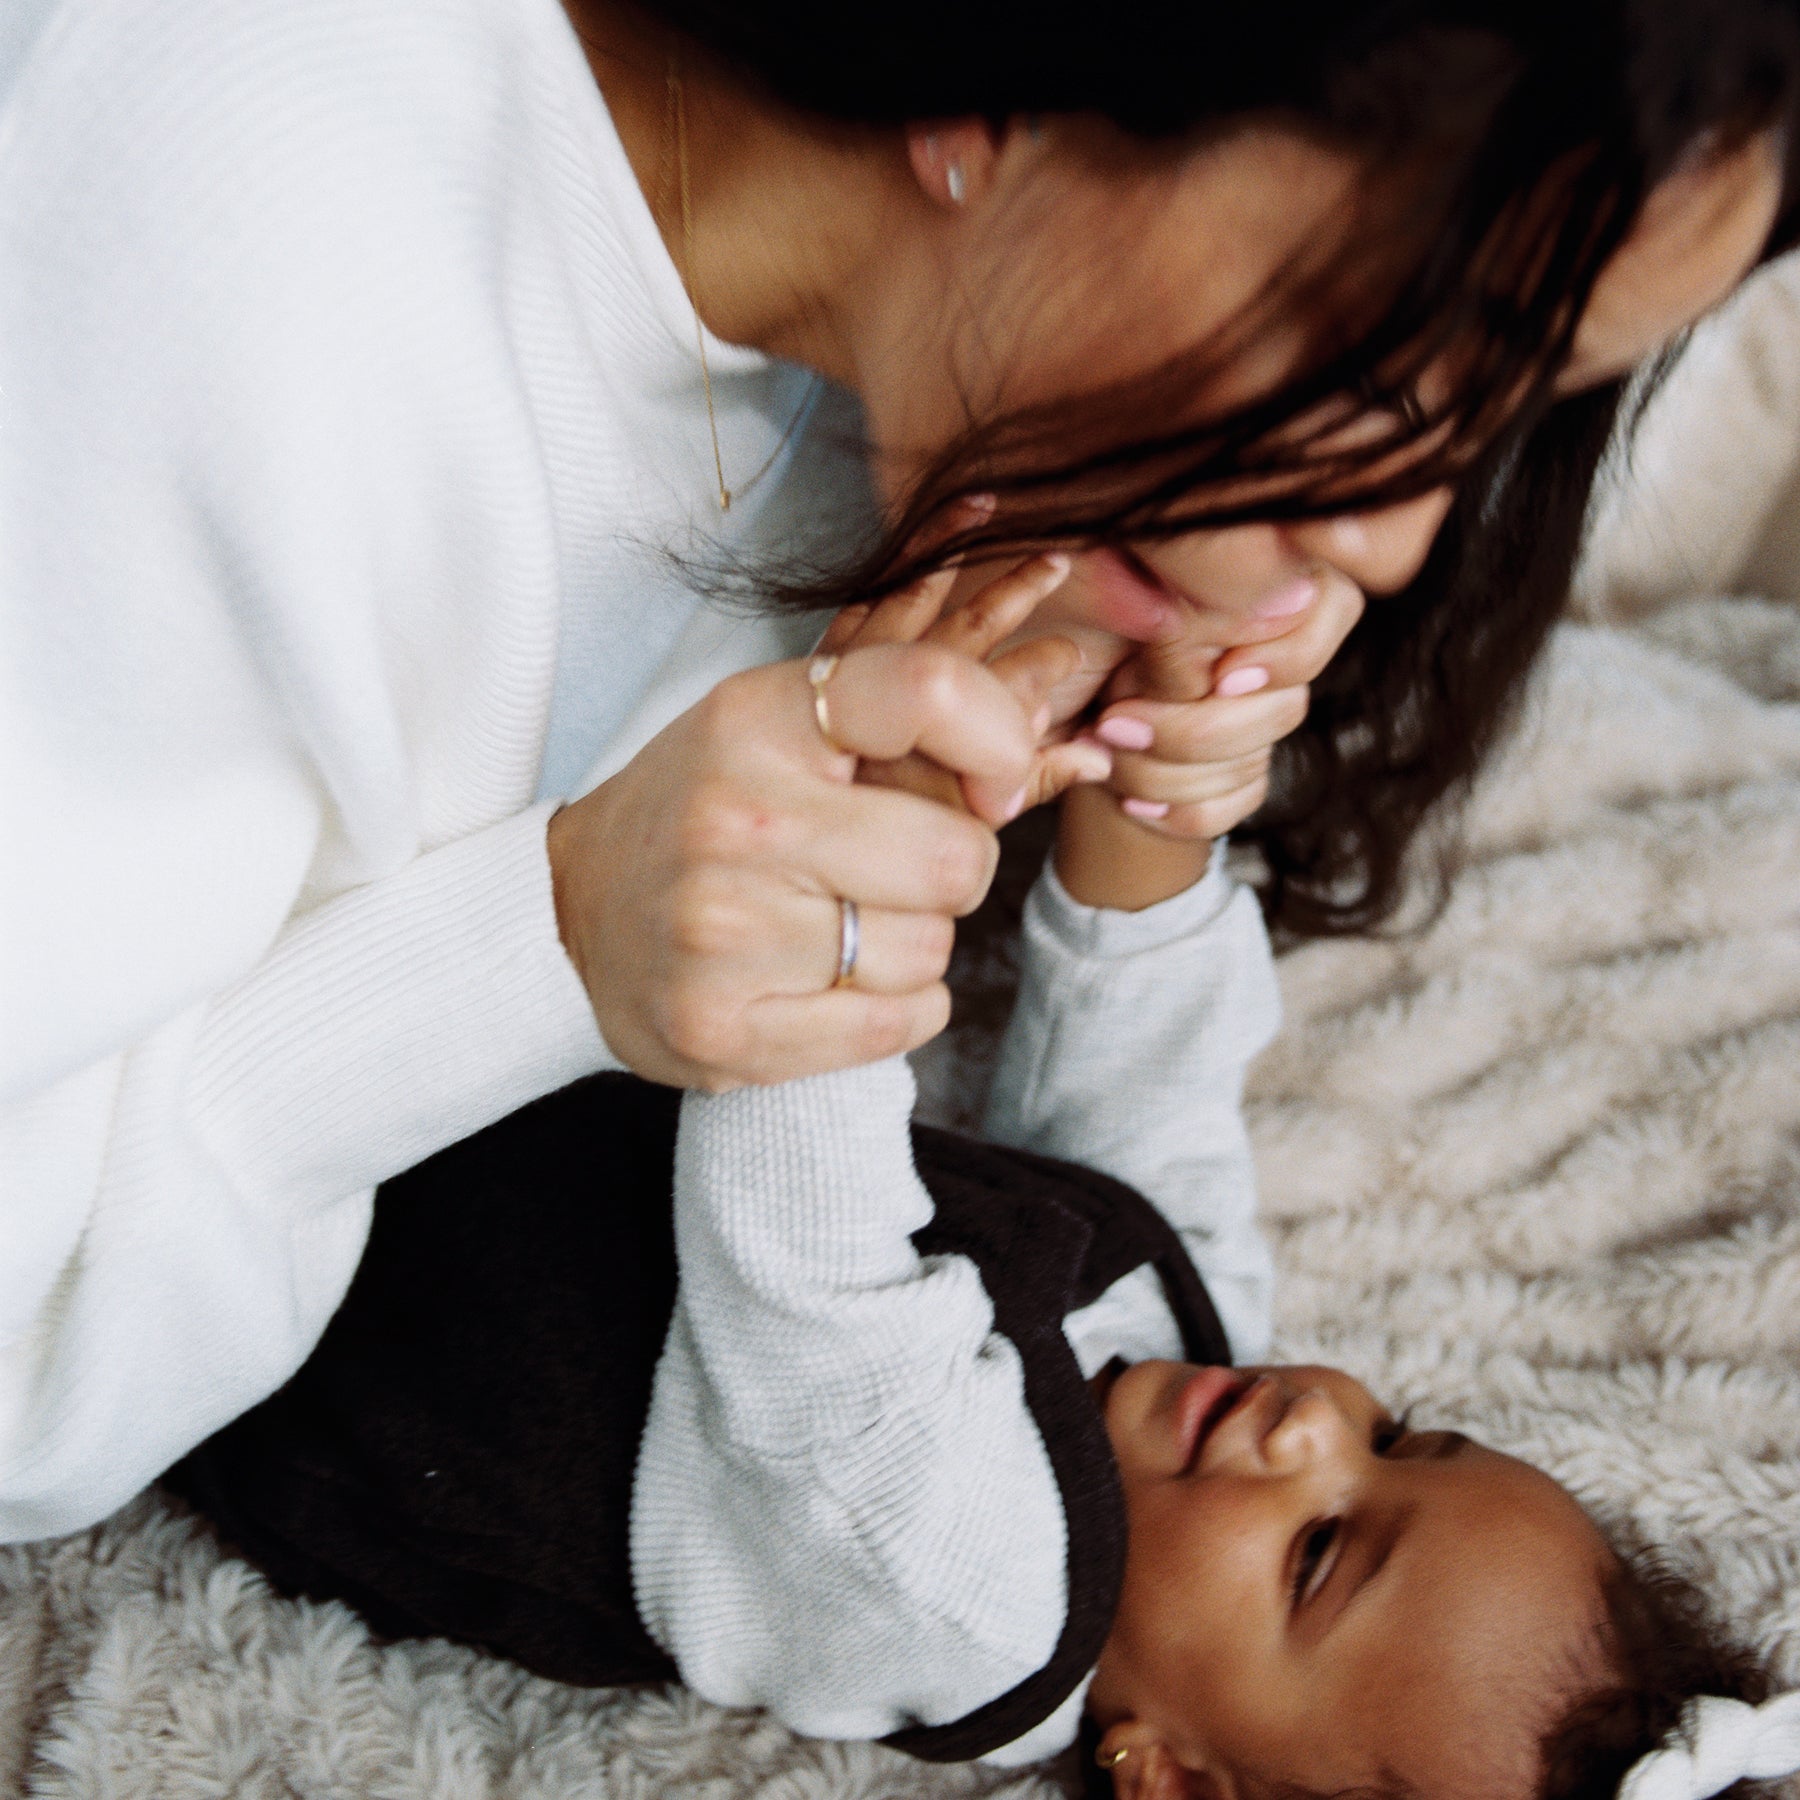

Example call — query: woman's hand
[816,553,1114,818]
[546,563,1074,1092]
[1090,570,1366,840]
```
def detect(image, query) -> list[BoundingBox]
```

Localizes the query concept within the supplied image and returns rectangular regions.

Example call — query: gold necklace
[667,58,815,514]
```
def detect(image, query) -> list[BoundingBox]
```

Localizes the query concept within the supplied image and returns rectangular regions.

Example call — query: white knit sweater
[636,856,1278,1764]
[0,0,825,1540]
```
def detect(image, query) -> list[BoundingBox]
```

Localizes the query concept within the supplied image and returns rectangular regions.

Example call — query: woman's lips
[1173,1367,1254,1473]
[1086,547,1184,641]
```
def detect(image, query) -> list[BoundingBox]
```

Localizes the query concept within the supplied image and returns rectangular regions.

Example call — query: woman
[1,0,1794,1542]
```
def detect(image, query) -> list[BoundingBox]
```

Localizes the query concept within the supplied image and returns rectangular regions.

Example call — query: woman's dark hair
[639,0,1800,936]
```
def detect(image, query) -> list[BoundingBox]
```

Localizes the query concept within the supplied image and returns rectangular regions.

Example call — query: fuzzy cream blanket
[4,261,1800,1799]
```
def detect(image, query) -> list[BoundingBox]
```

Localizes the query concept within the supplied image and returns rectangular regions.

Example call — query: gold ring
[808,653,849,754]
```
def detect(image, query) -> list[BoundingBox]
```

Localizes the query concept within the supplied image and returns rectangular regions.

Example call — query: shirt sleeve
[0,808,611,1544]
[0,0,615,1539]
[983,850,1282,1363]
[631,1057,1074,1754]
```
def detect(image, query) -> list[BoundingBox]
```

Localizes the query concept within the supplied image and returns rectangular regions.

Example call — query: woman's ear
[905,119,1000,208]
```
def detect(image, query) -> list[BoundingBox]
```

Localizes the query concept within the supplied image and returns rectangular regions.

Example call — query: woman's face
[925,128,1784,720]
[1089,1362,1616,1800]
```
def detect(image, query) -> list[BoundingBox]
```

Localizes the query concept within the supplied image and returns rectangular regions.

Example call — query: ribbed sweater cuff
[189,802,610,1213]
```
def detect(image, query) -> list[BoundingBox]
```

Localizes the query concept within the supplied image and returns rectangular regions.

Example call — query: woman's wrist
[546,796,601,1000]
[1053,781,1215,912]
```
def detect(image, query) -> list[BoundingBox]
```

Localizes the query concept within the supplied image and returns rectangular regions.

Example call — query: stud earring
[946,161,967,205]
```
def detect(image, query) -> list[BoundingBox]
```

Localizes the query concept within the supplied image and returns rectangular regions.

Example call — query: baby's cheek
[1119,1480,1274,1675]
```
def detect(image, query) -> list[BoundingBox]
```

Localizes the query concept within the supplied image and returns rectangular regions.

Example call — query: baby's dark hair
[1539,1551,1781,1800]
[1079,1545,1781,1800]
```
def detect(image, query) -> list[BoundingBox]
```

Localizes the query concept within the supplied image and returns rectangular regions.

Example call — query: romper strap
[882,1127,1230,1763]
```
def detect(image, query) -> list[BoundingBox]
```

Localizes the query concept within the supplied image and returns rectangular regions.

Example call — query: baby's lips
[1174,1367,1247,1473]
[1087,547,1185,642]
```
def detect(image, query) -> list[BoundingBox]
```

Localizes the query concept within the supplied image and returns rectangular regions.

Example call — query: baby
[164,562,1796,1800]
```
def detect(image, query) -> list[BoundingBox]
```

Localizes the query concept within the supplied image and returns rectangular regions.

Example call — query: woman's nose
[1284,487,1455,596]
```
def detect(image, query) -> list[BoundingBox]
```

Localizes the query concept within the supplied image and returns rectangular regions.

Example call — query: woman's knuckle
[1276,687,1310,733]
[929,826,994,908]
[860,990,946,1060]
[915,986,954,1042]
[669,886,741,960]
[917,911,957,969]
[891,915,954,984]
[679,784,779,864]
[667,899,707,960]
[855,1010,910,1063]
[662,987,734,1067]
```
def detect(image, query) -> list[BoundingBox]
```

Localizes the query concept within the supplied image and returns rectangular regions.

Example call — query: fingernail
[1002,784,1030,822]
[1252,577,1317,620]
[1215,666,1271,697]
[963,492,998,519]
[1096,715,1155,751]
[1121,798,1171,821]
[1038,552,1072,583]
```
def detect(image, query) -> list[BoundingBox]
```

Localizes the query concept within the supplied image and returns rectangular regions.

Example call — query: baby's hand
[1091,571,1366,840]
[815,556,1115,822]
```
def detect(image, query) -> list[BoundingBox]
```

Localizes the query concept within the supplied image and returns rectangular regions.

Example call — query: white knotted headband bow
[1618,1693,1800,1800]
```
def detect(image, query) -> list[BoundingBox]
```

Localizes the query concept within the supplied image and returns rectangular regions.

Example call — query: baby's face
[1089,1362,1616,1800]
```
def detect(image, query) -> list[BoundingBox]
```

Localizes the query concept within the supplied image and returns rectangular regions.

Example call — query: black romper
[164,1073,1230,1764]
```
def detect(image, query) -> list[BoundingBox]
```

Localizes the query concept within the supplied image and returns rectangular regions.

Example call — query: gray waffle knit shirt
[631,853,1280,1764]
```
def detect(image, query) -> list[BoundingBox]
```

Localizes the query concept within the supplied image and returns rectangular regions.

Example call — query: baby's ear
[1106,1737,1234,1800]
[1181,1769,1236,1800]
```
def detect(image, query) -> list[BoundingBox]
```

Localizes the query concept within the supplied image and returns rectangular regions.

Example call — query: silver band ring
[808,653,849,755]
[833,897,860,988]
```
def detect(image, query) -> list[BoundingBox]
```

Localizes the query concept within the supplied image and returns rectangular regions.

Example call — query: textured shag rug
[2,596,1797,1799]
[7,258,1800,1799]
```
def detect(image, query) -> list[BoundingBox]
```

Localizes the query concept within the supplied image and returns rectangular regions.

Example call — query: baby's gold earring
[1097,1744,1131,1770]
